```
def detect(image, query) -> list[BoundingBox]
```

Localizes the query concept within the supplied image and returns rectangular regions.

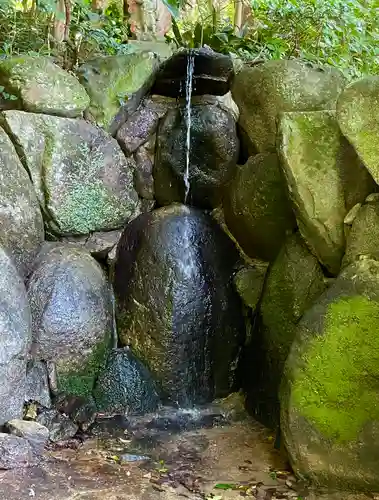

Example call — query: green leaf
[214,483,235,490]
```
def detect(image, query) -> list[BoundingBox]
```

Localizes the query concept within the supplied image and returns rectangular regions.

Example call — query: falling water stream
[183,53,195,204]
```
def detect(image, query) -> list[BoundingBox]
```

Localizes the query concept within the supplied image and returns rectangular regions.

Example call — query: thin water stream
[183,53,195,204]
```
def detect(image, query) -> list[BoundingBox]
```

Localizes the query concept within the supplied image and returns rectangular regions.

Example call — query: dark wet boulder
[36,409,78,442]
[223,153,296,262]
[0,246,32,426]
[154,103,239,208]
[27,244,113,399]
[114,205,244,406]
[151,48,234,98]
[280,258,379,490]
[93,347,160,414]
[25,361,52,408]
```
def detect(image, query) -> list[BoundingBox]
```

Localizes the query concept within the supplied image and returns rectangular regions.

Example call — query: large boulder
[337,76,379,185]
[232,60,345,153]
[151,47,234,98]
[278,111,346,274]
[281,258,379,490]
[0,56,89,117]
[114,205,244,405]
[343,199,379,268]
[223,153,296,262]
[0,127,44,277]
[247,233,325,427]
[154,103,239,208]
[77,53,159,130]
[27,244,113,398]
[93,347,160,414]
[0,246,32,425]
[1,110,141,236]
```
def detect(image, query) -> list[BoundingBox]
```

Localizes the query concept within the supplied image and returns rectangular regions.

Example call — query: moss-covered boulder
[281,258,379,490]
[27,244,113,399]
[223,153,296,262]
[93,347,160,414]
[232,60,345,153]
[114,205,244,405]
[337,76,379,185]
[0,56,89,117]
[1,110,140,236]
[343,200,379,268]
[278,111,346,274]
[154,103,239,208]
[77,53,159,129]
[246,233,325,427]
[0,127,43,277]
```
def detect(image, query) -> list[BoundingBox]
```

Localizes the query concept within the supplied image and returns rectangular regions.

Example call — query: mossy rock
[27,244,113,399]
[223,152,296,262]
[343,200,379,268]
[234,263,269,311]
[246,233,325,427]
[77,53,159,129]
[1,110,140,236]
[280,257,379,490]
[278,110,346,274]
[232,60,345,153]
[337,76,379,185]
[0,56,89,117]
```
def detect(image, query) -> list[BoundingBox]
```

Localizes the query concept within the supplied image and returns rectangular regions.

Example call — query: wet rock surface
[151,48,234,98]
[25,361,52,408]
[114,205,244,406]
[37,409,78,442]
[154,103,239,208]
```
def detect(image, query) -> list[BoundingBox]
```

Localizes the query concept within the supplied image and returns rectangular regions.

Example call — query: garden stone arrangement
[0,48,378,498]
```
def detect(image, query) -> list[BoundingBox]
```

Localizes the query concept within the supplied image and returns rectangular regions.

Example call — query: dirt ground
[0,415,375,500]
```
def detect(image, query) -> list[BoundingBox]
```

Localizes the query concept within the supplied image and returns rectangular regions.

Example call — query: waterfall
[183,52,195,204]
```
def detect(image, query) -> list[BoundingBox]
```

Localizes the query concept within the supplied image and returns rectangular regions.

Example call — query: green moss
[292,295,379,443]
[56,334,111,398]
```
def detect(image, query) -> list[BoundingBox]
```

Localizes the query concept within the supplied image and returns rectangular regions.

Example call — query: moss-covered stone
[1,110,140,236]
[278,111,346,274]
[77,53,158,129]
[246,233,325,427]
[337,76,379,185]
[343,200,379,268]
[0,127,43,277]
[0,56,89,117]
[234,263,269,311]
[223,153,296,262]
[280,258,379,490]
[232,60,345,153]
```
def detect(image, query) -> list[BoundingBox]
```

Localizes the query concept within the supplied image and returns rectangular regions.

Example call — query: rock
[6,419,49,456]
[0,56,89,117]
[27,244,113,398]
[54,395,97,430]
[216,92,239,121]
[234,263,269,311]
[0,433,36,469]
[154,103,239,208]
[278,111,346,274]
[116,106,159,155]
[77,53,159,130]
[0,127,43,277]
[223,153,296,262]
[133,146,155,200]
[343,201,379,268]
[247,233,325,427]
[0,246,32,425]
[280,258,379,490]
[63,230,122,261]
[1,110,141,236]
[114,205,244,405]
[337,76,379,185]
[36,409,78,442]
[344,203,362,226]
[232,60,345,153]
[93,347,160,414]
[151,47,234,98]
[25,361,52,408]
